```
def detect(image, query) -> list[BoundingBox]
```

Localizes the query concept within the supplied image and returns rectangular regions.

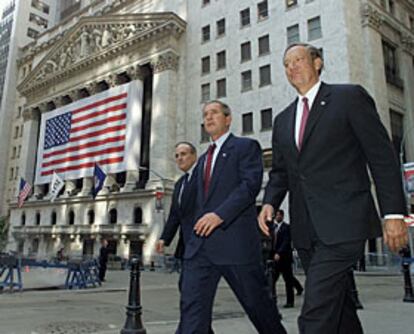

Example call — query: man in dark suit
[270,209,303,308]
[155,142,198,260]
[258,43,408,333]
[98,239,109,282]
[178,101,286,334]
[155,142,215,334]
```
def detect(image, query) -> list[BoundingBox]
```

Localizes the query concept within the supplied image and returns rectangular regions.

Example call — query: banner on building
[403,162,414,196]
[35,81,143,185]
[49,171,65,202]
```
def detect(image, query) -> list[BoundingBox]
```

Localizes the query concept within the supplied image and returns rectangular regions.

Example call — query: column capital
[85,82,99,95]
[126,65,144,81]
[106,74,120,88]
[401,33,414,55]
[22,107,41,122]
[360,3,383,32]
[150,51,179,74]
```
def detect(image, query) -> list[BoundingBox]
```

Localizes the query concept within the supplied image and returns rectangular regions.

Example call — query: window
[257,1,269,20]
[216,78,226,98]
[241,41,252,62]
[87,210,95,225]
[109,208,117,224]
[68,210,75,225]
[31,0,50,14]
[51,211,57,225]
[287,24,300,44]
[242,113,253,133]
[18,146,21,158]
[202,0,210,5]
[201,124,210,142]
[263,149,272,169]
[216,50,226,70]
[202,25,210,42]
[259,65,271,86]
[14,126,19,138]
[286,0,297,8]
[216,18,225,37]
[390,110,403,158]
[308,16,322,41]
[389,0,395,15]
[410,16,414,31]
[9,168,13,181]
[134,207,143,224]
[258,35,270,56]
[241,70,252,91]
[201,56,210,75]
[35,212,40,226]
[21,213,26,226]
[29,13,48,28]
[20,125,24,137]
[17,106,22,118]
[382,40,403,88]
[27,28,39,39]
[261,108,273,130]
[240,8,250,27]
[201,83,210,102]
[15,167,19,180]
[12,147,16,159]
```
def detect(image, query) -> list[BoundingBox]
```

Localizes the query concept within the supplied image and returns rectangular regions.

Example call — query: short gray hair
[283,43,324,75]
[175,141,197,154]
[203,100,231,116]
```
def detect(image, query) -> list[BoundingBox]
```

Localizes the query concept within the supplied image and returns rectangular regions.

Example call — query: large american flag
[35,81,143,185]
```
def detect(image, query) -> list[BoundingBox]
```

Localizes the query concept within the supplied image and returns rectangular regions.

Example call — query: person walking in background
[258,43,408,333]
[270,209,303,308]
[178,100,286,334]
[155,142,215,334]
[99,239,109,282]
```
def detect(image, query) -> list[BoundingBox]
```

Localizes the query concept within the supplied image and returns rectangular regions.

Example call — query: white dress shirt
[204,131,231,176]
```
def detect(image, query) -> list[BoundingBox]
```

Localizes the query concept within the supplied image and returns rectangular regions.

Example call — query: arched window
[87,210,95,225]
[68,210,75,225]
[51,211,57,225]
[35,212,41,226]
[21,213,26,226]
[109,208,117,224]
[133,207,143,224]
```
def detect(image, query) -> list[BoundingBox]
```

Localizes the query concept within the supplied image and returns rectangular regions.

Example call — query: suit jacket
[184,134,264,265]
[160,171,197,258]
[270,222,293,263]
[263,83,406,247]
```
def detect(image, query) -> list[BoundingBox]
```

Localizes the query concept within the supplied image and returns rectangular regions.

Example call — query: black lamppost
[120,257,146,334]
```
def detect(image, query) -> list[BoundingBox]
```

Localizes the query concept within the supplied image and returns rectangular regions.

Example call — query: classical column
[81,177,94,196]
[147,51,179,188]
[360,3,391,129]
[400,35,414,162]
[22,106,43,199]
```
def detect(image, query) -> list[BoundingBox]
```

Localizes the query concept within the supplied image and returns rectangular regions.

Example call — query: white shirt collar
[297,80,322,110]
[185,164,195,181]
[211,131,231,151]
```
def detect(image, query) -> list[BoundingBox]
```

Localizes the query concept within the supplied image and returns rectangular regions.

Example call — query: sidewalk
[0,268,413,334]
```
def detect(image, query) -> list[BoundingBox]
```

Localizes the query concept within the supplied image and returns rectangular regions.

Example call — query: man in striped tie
[258,43,408,334]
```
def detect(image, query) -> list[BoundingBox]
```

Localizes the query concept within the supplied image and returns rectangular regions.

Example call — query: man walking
[178,101,286,334]
[270,209,303,308]
[258,43,408,333]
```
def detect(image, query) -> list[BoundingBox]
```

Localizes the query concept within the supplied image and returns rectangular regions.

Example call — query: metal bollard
[120,257,146,334]
[402,258,414,303]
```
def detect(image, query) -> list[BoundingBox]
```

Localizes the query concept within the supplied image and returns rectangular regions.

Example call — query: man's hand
[274,254,280,262]
[258,204,274,236]
[155,240,165,254]
[383,218,408,253]
[194,212,223,237]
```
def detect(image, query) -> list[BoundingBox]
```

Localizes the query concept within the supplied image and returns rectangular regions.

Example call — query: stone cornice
[17,13,186,97]
[361,3,383,31]
[401,33,414,54]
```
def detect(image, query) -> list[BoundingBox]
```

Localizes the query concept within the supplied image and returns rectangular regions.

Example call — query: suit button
[299,174,306,181]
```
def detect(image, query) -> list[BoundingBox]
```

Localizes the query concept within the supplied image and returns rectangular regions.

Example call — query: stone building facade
[4,0,414,261]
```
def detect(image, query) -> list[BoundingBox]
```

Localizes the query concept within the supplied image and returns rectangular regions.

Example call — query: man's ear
[314,58,322,72]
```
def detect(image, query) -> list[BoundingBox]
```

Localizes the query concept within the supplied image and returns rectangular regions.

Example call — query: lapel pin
[222,153,227,158]
[321,101,326,106]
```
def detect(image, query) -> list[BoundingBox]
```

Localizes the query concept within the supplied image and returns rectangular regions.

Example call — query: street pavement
[0,268,413,334]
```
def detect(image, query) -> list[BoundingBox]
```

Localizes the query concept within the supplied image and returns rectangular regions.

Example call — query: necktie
[298,97,310,150]
[204,143,216,196]
[273,224,280,249]
[178,173,189,206]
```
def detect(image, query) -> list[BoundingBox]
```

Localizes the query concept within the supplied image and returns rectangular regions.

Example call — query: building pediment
[17,12,186,96]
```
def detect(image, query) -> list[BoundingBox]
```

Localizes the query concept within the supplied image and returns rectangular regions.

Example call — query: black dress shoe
[296,288,303,296]
[283,303,294,308]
